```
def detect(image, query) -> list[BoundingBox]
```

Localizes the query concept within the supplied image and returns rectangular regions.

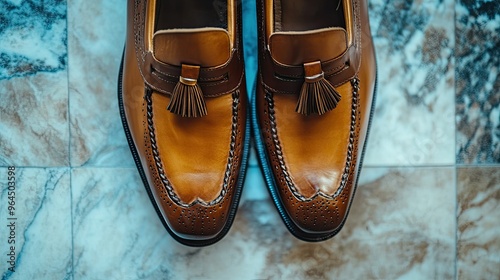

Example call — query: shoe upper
[256,0,376,238]
[121,0,247,242]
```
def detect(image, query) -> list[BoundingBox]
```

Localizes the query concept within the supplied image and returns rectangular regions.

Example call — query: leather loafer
[119,0,250,246]
[253,0,377,241]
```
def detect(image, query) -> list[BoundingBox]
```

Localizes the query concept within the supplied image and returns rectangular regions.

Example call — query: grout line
[4,164,494,169]
[1,163,497,171]
[454,165,459,280]
[456,163,500,168]
[64,0,74,278]
[69,167,75,280]
[453,0,459,278]
[66,5,72,170]
[362,164,456,168]
[0,165,136,169]
[1,162,494,170]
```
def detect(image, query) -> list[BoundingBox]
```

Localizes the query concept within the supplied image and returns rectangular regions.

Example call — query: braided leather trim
[265,78,360,201]
[133,0,146,64]
[145,88,240,207]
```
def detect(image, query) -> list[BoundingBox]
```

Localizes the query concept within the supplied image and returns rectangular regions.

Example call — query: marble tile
[456,1,500,164]
[67,0,132,167]
[71,166,455,279]
[248,141,259,167]
[0,167,72,279]
[71,167,169,278]
[241,165,269,201]
[0,73,69,166]
[457,167,500,279]
[364,0,455,166]
[0,0,69,166]
[242,0,258,94]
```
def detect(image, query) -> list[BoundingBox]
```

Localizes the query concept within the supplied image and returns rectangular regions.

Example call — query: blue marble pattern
[364,0,455,166]
[0,0,67,79]
[0,0,498,279]
[456,0,500,163]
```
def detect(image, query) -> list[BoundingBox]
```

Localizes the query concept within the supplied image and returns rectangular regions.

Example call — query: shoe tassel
[167,64,207,118]
[296,61,341,116]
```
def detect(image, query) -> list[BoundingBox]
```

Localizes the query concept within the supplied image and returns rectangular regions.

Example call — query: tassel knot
[296,61,341,116]
[167,64,207,117]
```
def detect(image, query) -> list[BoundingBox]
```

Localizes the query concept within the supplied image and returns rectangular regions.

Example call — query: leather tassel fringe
[296,61,341,116]
[296,78,341,116]
[167,81,207,117]
[167,64,207,118]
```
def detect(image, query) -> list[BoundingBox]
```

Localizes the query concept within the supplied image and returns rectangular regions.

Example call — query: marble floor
[0,0,499,279]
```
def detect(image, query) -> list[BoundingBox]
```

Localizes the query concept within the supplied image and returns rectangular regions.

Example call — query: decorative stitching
[152,71,176,83]
[265,77,360,201]
[199,73,228,82]
[144,88,240,207]
[151,67,178,79]
[152,71,227,85]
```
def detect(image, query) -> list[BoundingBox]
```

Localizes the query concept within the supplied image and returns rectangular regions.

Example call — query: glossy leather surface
[254,0,376,240]
[269,28,348,65]
[120,0,248,246]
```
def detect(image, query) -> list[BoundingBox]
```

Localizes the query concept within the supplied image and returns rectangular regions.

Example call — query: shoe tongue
[153,28,230,67]
[269,27,348,66]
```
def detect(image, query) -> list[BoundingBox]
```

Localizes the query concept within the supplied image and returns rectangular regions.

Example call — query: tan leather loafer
[253,0,377,241]
[119,0,249,246]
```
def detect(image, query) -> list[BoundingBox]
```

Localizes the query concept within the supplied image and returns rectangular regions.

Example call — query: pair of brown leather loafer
[119,0,376,246]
